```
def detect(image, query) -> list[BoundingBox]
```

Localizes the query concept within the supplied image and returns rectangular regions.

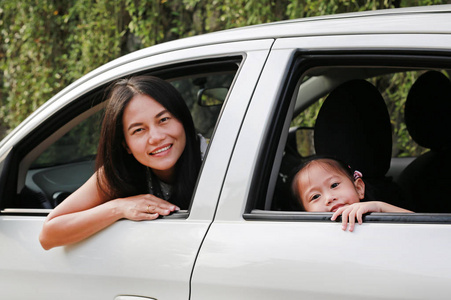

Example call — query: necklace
[146,167,172,200]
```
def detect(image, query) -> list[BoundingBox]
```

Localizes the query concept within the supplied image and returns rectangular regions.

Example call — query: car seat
[397,71,451,213]
[314,79,406,207]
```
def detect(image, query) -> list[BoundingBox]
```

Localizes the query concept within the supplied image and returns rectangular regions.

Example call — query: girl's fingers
[357,210,364,225]
[330,205,364,232]
[331,210,340,221]
[331,205,348,221]
[340,209,350,231]
[348,210,357,232]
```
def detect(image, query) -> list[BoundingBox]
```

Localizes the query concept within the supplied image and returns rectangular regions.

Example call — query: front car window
[8,59,240,210]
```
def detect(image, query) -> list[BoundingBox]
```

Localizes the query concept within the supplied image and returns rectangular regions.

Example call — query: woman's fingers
[119,194,180,221]
[142,194,180,212]
[144,203,173,216]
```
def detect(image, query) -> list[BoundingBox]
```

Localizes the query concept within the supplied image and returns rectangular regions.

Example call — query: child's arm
[331,201,413,232]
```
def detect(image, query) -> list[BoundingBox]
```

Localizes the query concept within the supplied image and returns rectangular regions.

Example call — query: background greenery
[1,0,450,148]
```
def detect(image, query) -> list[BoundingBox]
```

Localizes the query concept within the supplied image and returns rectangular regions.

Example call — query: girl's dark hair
[96,75,201,209]
[290,155,363,209]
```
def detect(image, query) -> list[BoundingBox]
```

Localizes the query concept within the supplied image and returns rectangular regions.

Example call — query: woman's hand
[39,174,181,250]
[330,202,382,232]
[114,194,180,221]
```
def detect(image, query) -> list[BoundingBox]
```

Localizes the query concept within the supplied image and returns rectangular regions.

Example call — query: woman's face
[122,94,186,183]
[295,161,365,212]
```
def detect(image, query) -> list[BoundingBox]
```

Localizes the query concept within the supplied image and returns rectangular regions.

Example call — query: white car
[1,5,451,300]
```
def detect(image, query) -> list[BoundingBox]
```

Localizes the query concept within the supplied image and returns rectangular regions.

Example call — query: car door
[191,16,451,300]
[0,39,273,299]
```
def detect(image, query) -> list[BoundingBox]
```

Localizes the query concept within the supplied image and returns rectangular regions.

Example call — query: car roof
[131,4,451,55]
[85,5,451,83]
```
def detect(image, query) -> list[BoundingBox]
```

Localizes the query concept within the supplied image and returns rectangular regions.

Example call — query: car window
[9,59,240,210]
[169,72,235,139]
[29,72,236,170]
[31,110,103,169]
[248,53,451,222]
[290,71,428,160]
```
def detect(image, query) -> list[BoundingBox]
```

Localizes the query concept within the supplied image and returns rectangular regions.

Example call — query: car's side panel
[191,33,451,299]
[0,40,274,300]
[0,216,208,299]
[192,221,451,300]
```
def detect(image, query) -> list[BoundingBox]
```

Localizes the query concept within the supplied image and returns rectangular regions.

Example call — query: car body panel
[192,221,451,300]
[191,28,451,299]
[0,216,207,299]
[0,40,273,299]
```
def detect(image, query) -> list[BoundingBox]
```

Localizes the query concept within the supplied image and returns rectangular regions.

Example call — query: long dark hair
[96,75,201,209]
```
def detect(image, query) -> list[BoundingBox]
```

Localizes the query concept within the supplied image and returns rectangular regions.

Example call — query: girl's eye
[331,182,339,188]
[310,194,320,202]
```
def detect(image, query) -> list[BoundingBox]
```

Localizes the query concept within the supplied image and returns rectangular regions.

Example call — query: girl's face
[122,94,186,183]
[295,161,365,212]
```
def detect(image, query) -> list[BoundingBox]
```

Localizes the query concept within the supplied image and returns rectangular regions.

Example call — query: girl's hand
[330,202,381,232]
[114,194,180,221]
[330,201,412,232]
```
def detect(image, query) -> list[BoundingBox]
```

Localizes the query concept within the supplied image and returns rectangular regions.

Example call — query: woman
[39,75,204,250]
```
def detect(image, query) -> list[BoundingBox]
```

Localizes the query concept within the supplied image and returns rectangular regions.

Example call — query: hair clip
[353,170,363,180]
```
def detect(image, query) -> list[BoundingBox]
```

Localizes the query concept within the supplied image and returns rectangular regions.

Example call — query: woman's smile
[149,144,172,156]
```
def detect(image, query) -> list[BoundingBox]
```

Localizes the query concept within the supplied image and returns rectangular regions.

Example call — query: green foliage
[0,0,125,132]
[1,0,450,157]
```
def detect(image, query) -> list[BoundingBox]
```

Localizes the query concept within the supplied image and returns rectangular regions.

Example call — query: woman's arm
[39,173,178,250]
[331,201,413,232]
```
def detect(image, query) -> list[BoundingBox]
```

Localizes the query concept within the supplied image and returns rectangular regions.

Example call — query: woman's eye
[132,128,144,135]
[160,117,170,123]
[331,182,339,188]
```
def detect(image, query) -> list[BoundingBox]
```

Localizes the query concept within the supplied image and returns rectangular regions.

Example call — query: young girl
[39,75,205,250]
[291,156,412,232]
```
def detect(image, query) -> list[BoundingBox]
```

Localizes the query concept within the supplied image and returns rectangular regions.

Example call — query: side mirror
[197,87,228,107]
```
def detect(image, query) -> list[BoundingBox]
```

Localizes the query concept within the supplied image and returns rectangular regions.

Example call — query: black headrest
[314,79,392,178]
[405,71,451,151]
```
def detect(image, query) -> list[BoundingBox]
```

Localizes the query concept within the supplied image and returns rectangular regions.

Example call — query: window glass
[291,70,429,160]
[269,63,451,216]
[169,72,235,138]
[16,60,240,210]
[31,110,103,169]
